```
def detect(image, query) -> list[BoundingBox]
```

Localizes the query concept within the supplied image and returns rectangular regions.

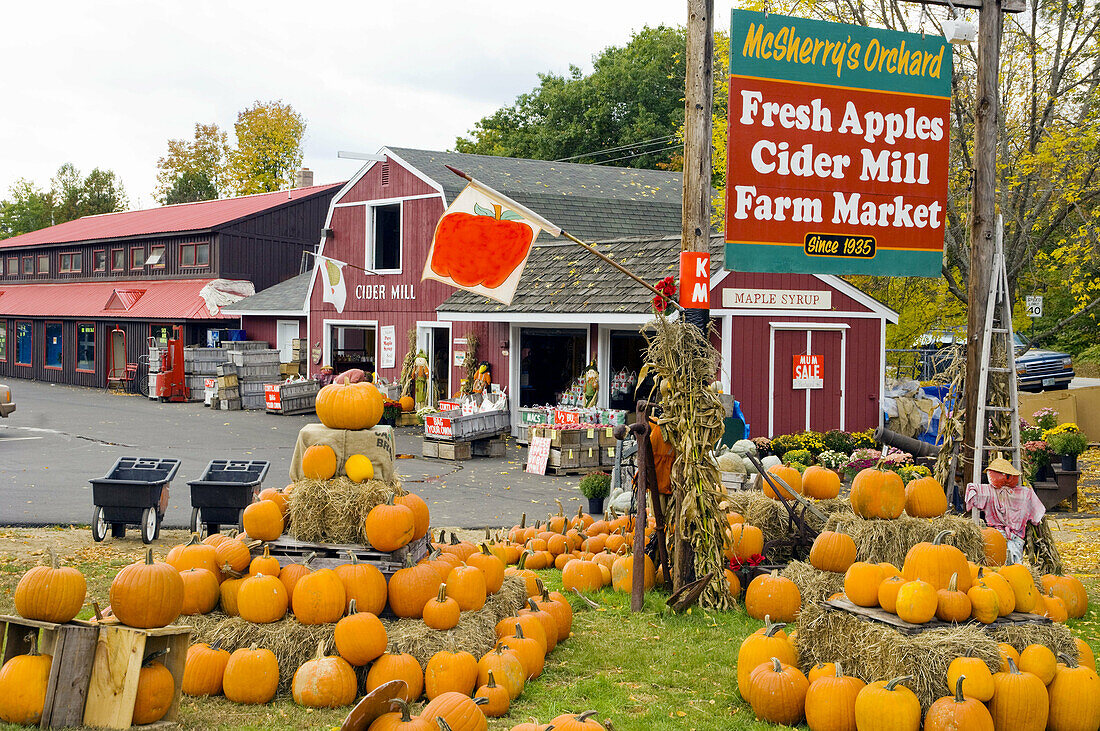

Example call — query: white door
[276,320,300,363]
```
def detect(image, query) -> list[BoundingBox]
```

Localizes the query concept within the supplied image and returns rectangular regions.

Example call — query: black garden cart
[89,456,181,544]
[187,459,270,536]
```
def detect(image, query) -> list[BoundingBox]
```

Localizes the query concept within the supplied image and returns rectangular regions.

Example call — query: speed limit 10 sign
[1026,295,1043,318]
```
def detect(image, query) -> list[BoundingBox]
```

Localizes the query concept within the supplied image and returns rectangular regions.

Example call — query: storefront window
[518,328,587,407]
[15,321,32,366]
[0,323,6,361]
[330,325,377,372]
[150,324,173,346]
[77,323,95,372]
[608,330,649,410]
[94,250,106,271]
[45,322,63,369]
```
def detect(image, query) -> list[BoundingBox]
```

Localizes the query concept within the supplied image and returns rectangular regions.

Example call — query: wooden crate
[0,615,99,728]
[258,534,429,574]
[396,412,419,427]
[548,447,580,469]
[422,439,472,461]
[83,623,191,729]
[530,426,582,449]
[578,445,600,468]
[599,445,617,467]
[822,596,1052,636]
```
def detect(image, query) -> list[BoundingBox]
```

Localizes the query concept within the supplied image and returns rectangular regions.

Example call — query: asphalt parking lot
[0,378,584,530]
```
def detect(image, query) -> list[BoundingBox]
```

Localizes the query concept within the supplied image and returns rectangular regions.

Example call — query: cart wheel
[237,509,246,534]
[153,511,163,541]
[190,507,202,536]
[91,507,107,542]
[111,523,126,538]
[141,508,158,544]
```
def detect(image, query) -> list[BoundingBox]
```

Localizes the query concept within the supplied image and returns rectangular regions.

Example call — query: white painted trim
[596,326,610,409]
[509,323,520,435]
[720,315,732,393]
[879,317,887,430]
[769,321,851,331]
[333,192,441,208]
[768,327,776,437]
[711,308,882,319]
[839,327,847,430]
[814,273,900,323]
[366,201,404,276]
[322,318,378,371]
[805,330,812,431]
[379,148,449,202]
[437,311,653,325]
[223,309,305,317]
[710,269,730,289]
[415,321,451,404]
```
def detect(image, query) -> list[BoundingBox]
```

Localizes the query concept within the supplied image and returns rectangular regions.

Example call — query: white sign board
[722,288,832,309]
[526,436,552,475]
[454,351,466,367]
[380,325,396,369]
[1025,295,1043,318]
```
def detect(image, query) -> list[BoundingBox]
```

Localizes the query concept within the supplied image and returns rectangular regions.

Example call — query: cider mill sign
[725,11,951,277]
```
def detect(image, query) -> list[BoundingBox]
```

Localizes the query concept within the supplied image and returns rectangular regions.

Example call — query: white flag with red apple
[423,177,561,304]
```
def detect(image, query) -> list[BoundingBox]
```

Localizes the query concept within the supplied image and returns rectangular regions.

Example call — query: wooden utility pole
[963,0,1005,483]
[674,0,715,593]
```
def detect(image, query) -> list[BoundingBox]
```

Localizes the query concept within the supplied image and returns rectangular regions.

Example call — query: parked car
[0,384,14,417]
[911,329,1073,392]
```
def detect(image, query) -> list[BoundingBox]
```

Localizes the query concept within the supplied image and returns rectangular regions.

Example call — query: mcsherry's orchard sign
[725,10,951,277]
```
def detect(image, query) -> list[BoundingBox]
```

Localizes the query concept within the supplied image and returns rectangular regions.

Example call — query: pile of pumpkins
[764,463,957,520]
[738,614,1100,730]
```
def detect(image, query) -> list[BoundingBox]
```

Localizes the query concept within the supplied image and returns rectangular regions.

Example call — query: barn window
[371,203,401,272]
[112,248,125,271]
[45,321,63,369]
[22,257,33,275]
[60,252,82,273]
[94,250,106,271]
[5,257,16,276]
[37,254,49,274]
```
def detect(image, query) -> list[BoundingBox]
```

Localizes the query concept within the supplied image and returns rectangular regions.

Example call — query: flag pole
[444,165,684,312]
[305,250,378,276]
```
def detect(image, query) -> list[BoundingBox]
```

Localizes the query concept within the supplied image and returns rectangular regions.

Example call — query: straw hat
[986,454,1022,476]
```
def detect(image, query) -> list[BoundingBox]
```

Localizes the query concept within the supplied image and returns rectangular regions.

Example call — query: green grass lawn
[0,531,1098,730]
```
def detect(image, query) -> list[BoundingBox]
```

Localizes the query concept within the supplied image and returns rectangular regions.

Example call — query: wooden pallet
[0,615,99,728]
[83,622,191,729]
[256,534,429,574]
[822,596,1052,635]
[545,465,588,476]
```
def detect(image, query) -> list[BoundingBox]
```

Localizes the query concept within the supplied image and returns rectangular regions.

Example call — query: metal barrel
[874,426,938,458]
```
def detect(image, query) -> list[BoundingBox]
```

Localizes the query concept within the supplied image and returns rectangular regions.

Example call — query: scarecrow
[583,359,599,408]
[413,350,430,407]
[965,454,1045,564]
[471,361,492,394]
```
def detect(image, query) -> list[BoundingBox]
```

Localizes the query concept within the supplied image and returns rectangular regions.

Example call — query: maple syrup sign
[725,10,951,277]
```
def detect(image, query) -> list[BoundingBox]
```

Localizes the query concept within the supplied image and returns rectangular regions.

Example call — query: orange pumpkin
[895,580,937,624]
[982,527,1008,566]
[14,546,86,624]
[242,500,284,542]
[334,600,387,666]
[936,573,972,623]
[315,381,384,430]
[1041,574,1089,619]
[425,650,479,700]
[301,444,338,481]
[399,395,415,412]
[849,467,905,519]
[365,497,416,552]
[291,640,356,708]
[802,465,841,499]
[366,653,423,702]
[903,475,948,517]
[844,562,884,608]
[877,575,906,613]
[388,555,442,619]
[808,531,857,573]
[396,492,431,540]
[901,530,972,592]
[744,571,800,623]
[728,523,764,561]
[291,568,346,625]
[764,464,802,500]
[335,552,388,616]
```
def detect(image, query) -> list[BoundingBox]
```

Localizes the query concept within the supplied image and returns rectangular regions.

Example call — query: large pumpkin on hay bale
[764,465,802,500]
[808,531,857,573]
[242,499,284,542]
[901,530,972,592]
[1041,574,1088,619]
[315,382,384,430]
[728,523,764,561]
[904,475,948,517]
[849,467,905,519]
[365,497,416,552]
[301,444,338,481]
[802,465,840,499]
[344,454,374,483]
[14,547,86,624]
[998,563,1040,614]
[292,568,346,625]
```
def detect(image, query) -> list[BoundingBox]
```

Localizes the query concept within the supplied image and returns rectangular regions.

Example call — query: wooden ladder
[970,216,1022,520]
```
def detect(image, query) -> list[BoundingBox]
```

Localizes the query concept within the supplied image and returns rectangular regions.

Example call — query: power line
[553,135,679,163]
[589,141,682,166]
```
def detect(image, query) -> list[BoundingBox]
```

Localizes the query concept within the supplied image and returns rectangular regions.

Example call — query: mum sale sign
[725,11,951,277]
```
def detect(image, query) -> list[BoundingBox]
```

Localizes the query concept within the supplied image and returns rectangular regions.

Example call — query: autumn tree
[225,101,306,195]
[455,26,724,170]
[0,164,127,239]
[154,122,231,202]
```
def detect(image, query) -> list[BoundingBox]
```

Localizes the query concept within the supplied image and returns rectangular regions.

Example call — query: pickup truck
[912,330,1074,392]
[0,384,14,417]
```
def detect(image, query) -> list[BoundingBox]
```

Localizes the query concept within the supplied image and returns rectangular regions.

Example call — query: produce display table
[822,596,1052,635]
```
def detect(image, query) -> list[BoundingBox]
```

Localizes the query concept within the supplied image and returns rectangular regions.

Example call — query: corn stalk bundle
[933,346,966,486]
[397,326,418,399]
[460,332,480,396]
[644,316,730,610]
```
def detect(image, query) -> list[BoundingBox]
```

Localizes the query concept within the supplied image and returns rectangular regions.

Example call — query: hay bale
[725,491,852,561]
[780,560,846,605]
[824,512,984,567]
[796,602,1001,709]
[189,576,527,693]
[287,477,402,544]
[989,622,1078,660]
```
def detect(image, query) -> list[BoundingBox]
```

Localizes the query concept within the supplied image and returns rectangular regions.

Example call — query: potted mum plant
[1022,440,1053,482]
[1046,428,1088,472]
[579,471,611,515]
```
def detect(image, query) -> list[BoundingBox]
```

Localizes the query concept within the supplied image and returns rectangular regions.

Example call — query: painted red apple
[430,203,534,289]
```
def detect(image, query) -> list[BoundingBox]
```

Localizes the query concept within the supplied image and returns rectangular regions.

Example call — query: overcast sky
[1,1,739,209]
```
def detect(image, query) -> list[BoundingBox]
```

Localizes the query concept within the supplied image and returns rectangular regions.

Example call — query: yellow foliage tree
[225,101,307,196]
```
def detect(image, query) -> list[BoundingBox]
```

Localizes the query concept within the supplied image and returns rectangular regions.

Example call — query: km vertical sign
[725,11,951,277]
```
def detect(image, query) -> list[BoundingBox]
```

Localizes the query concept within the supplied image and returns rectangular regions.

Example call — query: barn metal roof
[0,279,241,319]
[385,148,684,242]
[0,183,343,249]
